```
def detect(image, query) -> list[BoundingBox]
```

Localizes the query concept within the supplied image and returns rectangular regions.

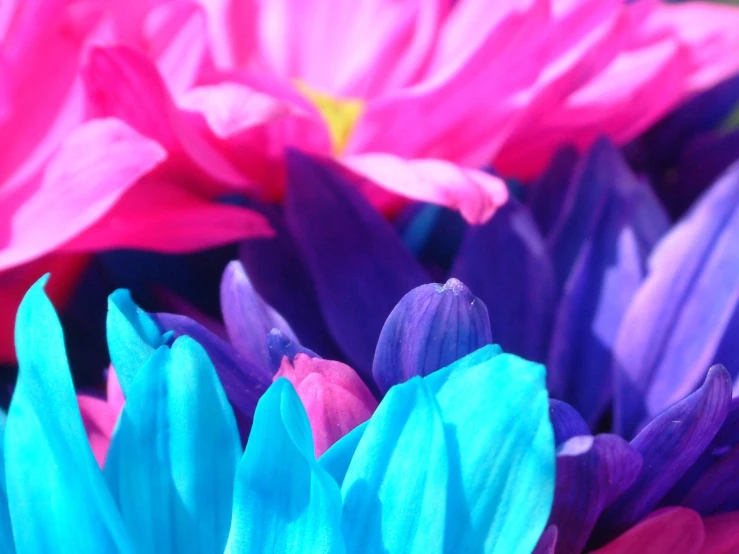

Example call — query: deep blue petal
[284,150,428,376]
[594,365,731,545]
[372,279,492,392]
[451,198,555,362]
[549,400,590,446]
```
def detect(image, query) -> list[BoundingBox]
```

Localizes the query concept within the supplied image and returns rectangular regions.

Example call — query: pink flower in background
[92,0,739,215]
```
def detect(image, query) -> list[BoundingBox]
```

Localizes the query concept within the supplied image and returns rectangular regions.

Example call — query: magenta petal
[591,507,705,554]
[701,511,739,554]
[284,150,427,375]
[551,434,642,554]
[0,118,166,271]
[595,366,731,544]
[274,354,378,457]
[77,394,118,468]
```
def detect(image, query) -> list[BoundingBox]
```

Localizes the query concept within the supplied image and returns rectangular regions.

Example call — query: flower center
[297,83,364,154]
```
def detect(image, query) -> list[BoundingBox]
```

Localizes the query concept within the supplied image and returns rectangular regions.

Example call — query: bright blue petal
[225,379,344,554]
[5,277,133,553]
[0,411,14,554]
[425,346,555,554]
[319,422,367,488]
[107,289,166,396]
[104,337,241,554]
[340,378,449,554]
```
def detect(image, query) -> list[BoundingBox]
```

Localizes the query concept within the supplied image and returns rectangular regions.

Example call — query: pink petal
[177,81,330,197]
[144,1,208,96]
[59,178,272,254]
[342,154,508,224]
[255,0,450,98]
[701,511,739,554]
[77,393,118,467]
[592,507,705,554]
[0,118,166,271]
[275,353,378,457]
[83,45,249,190]
[196,0,261,70]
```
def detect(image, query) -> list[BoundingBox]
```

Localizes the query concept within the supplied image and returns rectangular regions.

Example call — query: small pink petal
[0,117,166,271]
[275,353,378,457]
[592,507,705,554]
[83,45,249,190]
[343,154,508,224]
[701,511,739,554]
[77,393,119,467]
[59,178,272,254]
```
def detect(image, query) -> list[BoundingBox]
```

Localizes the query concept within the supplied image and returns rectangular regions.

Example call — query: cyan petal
[221,260,298,377]
[319,422,367,488]
[425,346,555,554]
[107,289,166,396]
[225,379,344,554]
[341,378,449,554]
[151,313,270,423]
[372,279,492,393]
[104,337,241,554]
[0,411,14,554]
[285,149,427,376]
[451,198,555,362]
[5,277,133,553]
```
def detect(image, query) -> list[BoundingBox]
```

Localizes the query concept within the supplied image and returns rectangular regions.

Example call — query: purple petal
[150,313,270,422]
[451,198,555,362]
[664,397,739,515]
[613,159,739,436]
[525,145,578,238]
[545,171,663,425]
[284,150,428,376]
[532,525,558,554]
[220,260,297,377]
[551,434,642,554]
[546,139,667,292]
[549,400,590,447]
[593,366,731,544]
[238,203,344,361]
[372,279,493,393]
[267,329,319,373]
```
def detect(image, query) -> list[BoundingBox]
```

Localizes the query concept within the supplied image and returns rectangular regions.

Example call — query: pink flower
[274,353,378,456]
[82,0,739,219]
[0,0,272,360]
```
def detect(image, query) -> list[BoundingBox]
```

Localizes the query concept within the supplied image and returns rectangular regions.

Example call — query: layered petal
[4,277,133,552]
[225,379,344,554]
[104,337,240,554]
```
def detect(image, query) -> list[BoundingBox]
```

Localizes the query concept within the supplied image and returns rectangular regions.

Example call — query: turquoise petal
[225,379,344,554]
[107,289,165,395]
[426,347,555,554]
[0,411,14,554]
[341,377,449,554]
[105,337,241,554]
[319,422,367,487]
[5,277,133,553]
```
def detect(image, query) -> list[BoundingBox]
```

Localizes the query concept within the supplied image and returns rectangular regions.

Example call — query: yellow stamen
[297,83,364,154]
